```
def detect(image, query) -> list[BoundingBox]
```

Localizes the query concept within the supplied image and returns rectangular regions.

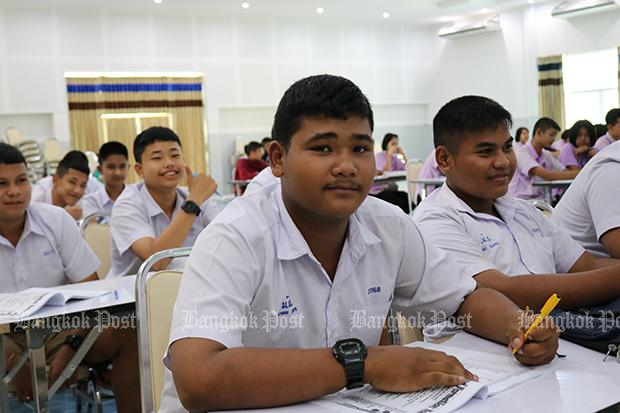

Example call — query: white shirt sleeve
[31,183,47,203]
[393,219,476,320]
[167,225,257,352]
[110,198,156,255]
[413,210,499,278]
[532,205,584,273]
[57,209,100,281]
[585,166,620,241]
[81,193,100,218]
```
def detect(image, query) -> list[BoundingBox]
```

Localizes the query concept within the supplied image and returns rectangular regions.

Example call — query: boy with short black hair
[593,108,620,151]
[81,141,129,217]
[508,117,578,200]
[32,150,92,219]
[235,141,268,181]
[159,76,558,413]
[108,127,219,278]
[414,95,620,311]
[0,143,140,412]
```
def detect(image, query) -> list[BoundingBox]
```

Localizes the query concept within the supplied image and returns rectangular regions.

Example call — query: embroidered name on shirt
[480,234,500,252]
[368,286,381,295]
[42,249,55,257]
[278,295,298,316]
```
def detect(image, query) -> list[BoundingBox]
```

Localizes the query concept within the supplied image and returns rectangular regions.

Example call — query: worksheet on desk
[312,342,555,413]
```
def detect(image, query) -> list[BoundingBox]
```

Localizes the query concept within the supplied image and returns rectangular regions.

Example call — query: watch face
[339,342,363,355]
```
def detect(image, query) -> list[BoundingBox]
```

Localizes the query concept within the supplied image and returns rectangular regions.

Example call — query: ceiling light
[316,7,324,14]
[153,0,162,4]
[481,8,489,13]
[241,2,250,9]
[382,12,390,18]
[528,0,535,3]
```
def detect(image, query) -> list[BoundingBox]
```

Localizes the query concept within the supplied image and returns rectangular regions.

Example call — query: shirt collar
[606,133,615,144]
[525,141,541,161]
[439,183,516,223]
[271,185,381,261]
[0,207,46,247]
[140,183,187,218]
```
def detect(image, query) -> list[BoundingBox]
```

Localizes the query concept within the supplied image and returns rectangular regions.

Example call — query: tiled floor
[8,390,117,413]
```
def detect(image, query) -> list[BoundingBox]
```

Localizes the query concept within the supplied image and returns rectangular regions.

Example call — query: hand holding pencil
[507,294,561,366]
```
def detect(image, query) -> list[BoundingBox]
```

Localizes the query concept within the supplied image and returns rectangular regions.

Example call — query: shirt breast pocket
[351,301,391,346]
[523,236,556,274]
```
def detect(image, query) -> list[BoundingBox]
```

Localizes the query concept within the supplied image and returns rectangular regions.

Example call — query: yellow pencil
[512,294,561,355]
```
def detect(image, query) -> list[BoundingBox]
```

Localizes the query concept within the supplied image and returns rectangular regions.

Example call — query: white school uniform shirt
[158,182,476,412]
[243,166,279,195]
[413,184,584,277]
[81,186,120,217]
[107,183,220,278]
[551,141,620,258]
[0,203,100,293]
[32,175,103,202]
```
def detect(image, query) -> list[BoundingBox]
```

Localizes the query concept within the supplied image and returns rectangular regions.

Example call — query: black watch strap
[342,359,365,390]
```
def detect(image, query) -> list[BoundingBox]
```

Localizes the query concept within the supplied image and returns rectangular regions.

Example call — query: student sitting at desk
[369,133,410,213]
[31,150,94,220]
[413,95,620,312]
[108,127,221,278]
[160,75,558,413]
[0,143,140,412]
[552,141,620,259]
[558,120,597,170]
[593,108,620,152]
[416,149,444,201]
[234,141,268,195]
[508,117,578,200]
[81,141,129,218]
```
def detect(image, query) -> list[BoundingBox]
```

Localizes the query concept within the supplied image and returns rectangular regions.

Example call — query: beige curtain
[537,55,565,128]
[66,76,207,183]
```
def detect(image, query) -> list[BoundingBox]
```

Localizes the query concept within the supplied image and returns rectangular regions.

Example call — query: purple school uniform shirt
[551,139,567,152]
[508,142,565,199]
[558,143,591,168]
[593,133,616,152]
[416,151,444,198]
[370,151,406,194]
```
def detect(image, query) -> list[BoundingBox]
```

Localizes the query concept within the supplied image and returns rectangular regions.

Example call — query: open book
[0,288,111,319]
[313,341,555,413]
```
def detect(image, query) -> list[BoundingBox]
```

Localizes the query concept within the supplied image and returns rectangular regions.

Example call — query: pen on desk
[512,293,561,355]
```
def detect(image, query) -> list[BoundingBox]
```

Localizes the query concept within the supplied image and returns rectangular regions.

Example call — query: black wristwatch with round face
[181,200,201,216]
[332,338,367,390]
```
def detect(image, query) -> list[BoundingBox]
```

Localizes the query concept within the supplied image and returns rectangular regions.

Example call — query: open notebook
[313,341,555,413]
[0,288,111,319]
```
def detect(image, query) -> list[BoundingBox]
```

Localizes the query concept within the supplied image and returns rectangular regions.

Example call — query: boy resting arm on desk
[413,95,620,311]
[160,76,558,413]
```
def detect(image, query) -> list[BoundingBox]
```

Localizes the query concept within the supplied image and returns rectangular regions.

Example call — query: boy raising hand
[108,127,219,277]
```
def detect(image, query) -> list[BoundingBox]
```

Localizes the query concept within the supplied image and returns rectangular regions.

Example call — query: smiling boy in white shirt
[160,76,558,413]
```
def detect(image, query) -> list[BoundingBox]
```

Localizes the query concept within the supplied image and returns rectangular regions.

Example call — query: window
[563,49,618,128]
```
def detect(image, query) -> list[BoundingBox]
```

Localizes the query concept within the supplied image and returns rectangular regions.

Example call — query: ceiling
[5,0,555,24]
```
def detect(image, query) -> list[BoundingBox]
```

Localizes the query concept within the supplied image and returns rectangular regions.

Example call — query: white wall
[429,4,620,135]
[0,2,434,192]
[1,2,619,191]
